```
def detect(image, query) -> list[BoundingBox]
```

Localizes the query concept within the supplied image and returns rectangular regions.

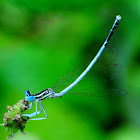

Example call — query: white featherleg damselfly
[22,15,126,120]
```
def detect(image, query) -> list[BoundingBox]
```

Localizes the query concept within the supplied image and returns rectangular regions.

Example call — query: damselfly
[22,15,124,120]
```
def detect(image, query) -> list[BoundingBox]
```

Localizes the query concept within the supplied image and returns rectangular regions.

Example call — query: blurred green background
[0,0,140,140]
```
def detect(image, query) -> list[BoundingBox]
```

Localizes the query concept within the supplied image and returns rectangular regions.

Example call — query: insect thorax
[34,88,55,100]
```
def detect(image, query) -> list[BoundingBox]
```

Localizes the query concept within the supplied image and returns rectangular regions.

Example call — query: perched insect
[22,88,55,120]
[22,15,124,120]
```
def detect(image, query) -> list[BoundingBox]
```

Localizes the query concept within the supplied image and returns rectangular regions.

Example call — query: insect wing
[65,89,128,97]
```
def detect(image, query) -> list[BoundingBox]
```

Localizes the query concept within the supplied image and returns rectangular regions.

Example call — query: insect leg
[29,102,33,110]
[22,100,40,118]
[29,101,47,120]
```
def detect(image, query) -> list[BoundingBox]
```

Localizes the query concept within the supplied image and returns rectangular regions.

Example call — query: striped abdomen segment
[105,15,121,46]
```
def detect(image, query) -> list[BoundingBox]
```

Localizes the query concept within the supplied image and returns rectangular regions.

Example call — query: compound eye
[26,90,31,95]
[27,90,30,94]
